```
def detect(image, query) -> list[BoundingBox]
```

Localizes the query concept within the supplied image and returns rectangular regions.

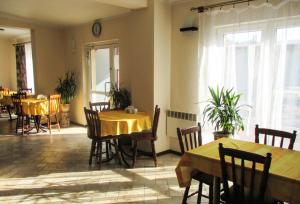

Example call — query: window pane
[224,31,261,45]
[277,27,300,42]
[25,43,35,93]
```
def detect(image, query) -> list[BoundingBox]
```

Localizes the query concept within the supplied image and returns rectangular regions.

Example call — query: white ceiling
[0,0,148,27]
[0,26,30,39]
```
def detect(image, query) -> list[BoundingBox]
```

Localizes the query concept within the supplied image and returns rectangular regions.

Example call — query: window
[24,43,35,93]
[216,23,300,134]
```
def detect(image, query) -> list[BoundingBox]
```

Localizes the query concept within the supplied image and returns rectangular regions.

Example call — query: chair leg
[55,115,60,132]
[89,140,96,166]
[21,116,24,136]
[7,105,12,120]
[48,116,52,135]
[151,140,157,167]
[182,186,190,204]
[132,140,138,168]
[113,139,122,165]
[208,183,213,204]
[98,141,103,169]
[197,182,203,204]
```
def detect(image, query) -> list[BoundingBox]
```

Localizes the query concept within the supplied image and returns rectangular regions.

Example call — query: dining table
[98,110,152,166]
[175,137,300,204]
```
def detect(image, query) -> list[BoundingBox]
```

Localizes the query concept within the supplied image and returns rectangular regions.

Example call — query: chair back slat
[49,94,60,115]
[89,102,110,112]
[219,143,272,204]
[177,123,202,154]
[19,88,32,94]
[84,107,101,140]
[255,124,297,150]
[151,105,160,138]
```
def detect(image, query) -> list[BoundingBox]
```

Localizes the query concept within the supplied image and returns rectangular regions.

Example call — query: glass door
[90,44,119,103]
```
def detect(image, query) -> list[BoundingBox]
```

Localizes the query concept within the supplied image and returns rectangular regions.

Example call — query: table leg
[213,176,220,204]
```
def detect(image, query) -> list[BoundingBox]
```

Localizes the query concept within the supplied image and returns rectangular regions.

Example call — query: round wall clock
[92,21,102,37]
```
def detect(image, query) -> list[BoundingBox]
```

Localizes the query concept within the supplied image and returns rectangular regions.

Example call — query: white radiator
[167,110,197,152]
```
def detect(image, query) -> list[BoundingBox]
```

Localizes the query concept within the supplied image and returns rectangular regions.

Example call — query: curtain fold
[15,44,27,90]
[198,0,300,141]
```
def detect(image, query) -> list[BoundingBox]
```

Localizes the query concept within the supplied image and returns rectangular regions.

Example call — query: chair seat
[220,185,277,204]
[192,171,214,186]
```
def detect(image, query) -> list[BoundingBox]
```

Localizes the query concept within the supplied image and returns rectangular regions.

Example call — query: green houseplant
[203,86,246,139]
[55,71,77,127]
[109,83,131,109]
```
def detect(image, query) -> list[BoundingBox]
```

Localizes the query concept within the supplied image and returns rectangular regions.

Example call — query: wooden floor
[0,117,209,203]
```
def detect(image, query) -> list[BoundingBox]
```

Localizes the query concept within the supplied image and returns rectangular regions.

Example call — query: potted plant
[55,71,77,127]
[109,83,131,110]
[203,86,246,140]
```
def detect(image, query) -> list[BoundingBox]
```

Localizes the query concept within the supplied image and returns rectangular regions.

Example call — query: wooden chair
[89,101,113,161]
[84,107,121,168]
[11,93,28,135]
[46,94,61,134]
[89,102,110,112]
[177,123,214,204]
[219,143,273,204]
[255,125,297,150]
[130,105,160,168]
[19,88,32,94]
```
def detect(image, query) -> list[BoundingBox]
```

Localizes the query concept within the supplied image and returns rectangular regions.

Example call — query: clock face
[92,22,101,37]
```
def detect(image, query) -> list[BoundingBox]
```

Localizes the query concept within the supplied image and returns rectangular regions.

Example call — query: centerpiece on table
[109,83,131,110]
[55,71,77,127]
[203,86,248,140]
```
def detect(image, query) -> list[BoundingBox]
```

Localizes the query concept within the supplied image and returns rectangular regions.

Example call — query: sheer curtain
[198,0,300,142]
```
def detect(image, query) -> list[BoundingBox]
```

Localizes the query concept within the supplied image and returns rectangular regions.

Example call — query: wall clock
[92,21,102,37]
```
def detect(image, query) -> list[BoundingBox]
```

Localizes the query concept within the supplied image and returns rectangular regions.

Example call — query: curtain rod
[12,41,31,46]
[191,0,258,13]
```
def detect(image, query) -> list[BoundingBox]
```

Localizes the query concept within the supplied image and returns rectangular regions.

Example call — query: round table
[99,111,151,137]
[21,98,49,116]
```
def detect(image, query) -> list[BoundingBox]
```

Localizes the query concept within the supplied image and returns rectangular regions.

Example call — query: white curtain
[198,0,300,142]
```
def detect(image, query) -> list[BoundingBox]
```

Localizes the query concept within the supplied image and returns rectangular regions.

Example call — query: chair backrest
[49,94,61,116]
[255,124,297,150]
[84,107,101,140]
[177,123,202,154]
[11,93,26,115]
[151,105,160,138]
[19,88,32,94]
[89,101,110,112]
[219,143,272,204]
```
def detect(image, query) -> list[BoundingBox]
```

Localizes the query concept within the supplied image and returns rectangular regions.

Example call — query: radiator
[167,110,197,152]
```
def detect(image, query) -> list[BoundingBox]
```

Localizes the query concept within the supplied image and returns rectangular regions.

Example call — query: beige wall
[171,0,200,114]
[64,2,155,125]
[0,38,16,89]
[154,0,171,151]
[0,17,66,94]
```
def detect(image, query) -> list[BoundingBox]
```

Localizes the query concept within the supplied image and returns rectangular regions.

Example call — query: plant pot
[60,103,70,128]
[213,131,233,140]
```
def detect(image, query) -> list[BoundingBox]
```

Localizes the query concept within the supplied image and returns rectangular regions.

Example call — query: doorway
[89,44,119,103]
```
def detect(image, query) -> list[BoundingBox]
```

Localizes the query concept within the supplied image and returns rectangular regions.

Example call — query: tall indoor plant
[55,71,77,127]
[203,86,246,140]
[109,83,131,109]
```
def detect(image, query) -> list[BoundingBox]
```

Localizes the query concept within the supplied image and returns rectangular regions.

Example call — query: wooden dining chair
[89,102,110,112]
[219,143,273,204]
[11,93,28,135]
[177,123,214,204]
[46,94,61,134]
[84,107,121,168]
[130,105,160,168]
[89,101,113,161]
[255,125,297,150]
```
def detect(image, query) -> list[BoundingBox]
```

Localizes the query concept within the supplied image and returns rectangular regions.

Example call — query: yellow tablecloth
[176,138,300,204]
[0,91,17,105]
[99,111,151,137]
[21,99,49,116]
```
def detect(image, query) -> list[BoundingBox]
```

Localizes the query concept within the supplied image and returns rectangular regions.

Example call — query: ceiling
[0,0,148,27]
[0,26,30,39]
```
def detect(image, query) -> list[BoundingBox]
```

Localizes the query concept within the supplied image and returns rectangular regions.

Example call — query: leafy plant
[203,86,247,134]
[109,83,131,109]
[55,71,77,104]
